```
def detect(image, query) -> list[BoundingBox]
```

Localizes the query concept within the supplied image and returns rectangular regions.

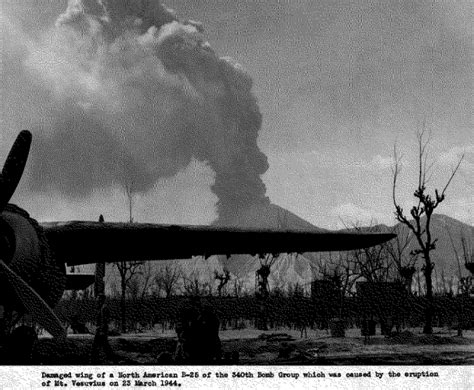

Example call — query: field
[32,327,474,365]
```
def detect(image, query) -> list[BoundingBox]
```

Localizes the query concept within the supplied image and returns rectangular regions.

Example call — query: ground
[32,327,474,365]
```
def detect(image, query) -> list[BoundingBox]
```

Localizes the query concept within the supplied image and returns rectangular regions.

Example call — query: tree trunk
[94,262,105,298]
[121,279,126,333]
[259,276,269,330]
[423,255,434,334]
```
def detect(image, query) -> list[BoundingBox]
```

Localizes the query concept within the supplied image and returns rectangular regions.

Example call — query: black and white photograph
[0,0,472,387]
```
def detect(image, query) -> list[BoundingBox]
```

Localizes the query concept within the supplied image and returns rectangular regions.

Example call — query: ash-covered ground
[32,327,474,365]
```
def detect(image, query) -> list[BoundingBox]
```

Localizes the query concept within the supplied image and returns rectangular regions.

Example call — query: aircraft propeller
[0,130,32,211]
[0,130,67,339]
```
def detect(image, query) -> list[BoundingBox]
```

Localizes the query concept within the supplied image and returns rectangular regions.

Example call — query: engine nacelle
[0,205,65,309]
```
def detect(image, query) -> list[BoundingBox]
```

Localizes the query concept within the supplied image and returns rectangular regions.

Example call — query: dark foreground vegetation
[55,294,474,337]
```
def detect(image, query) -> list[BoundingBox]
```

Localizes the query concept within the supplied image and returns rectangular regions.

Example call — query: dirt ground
[32,327,474,365]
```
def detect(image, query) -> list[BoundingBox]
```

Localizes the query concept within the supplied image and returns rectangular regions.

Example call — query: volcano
[215,202,327,291]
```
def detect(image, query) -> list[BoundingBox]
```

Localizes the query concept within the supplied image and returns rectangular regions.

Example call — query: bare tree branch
[391,128,464,334]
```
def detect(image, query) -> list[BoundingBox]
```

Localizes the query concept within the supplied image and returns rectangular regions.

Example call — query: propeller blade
[0,260,66,340]
[0,130,32,210]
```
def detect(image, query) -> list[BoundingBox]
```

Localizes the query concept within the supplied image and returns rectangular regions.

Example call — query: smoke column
[26,0,269,225]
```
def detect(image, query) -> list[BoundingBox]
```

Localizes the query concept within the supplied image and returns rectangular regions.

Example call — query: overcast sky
[1,0,472,228]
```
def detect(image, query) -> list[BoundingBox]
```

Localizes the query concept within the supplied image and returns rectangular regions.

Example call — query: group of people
[0,294,223,364]
[90,294,222,364]
[174,297,222,363]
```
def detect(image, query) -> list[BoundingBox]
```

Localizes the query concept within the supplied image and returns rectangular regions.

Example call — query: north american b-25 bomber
[0,130,395,340]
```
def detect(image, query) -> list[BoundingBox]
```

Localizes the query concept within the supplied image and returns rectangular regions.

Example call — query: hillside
[354,214,474,278]
[398,214,473,281]
[216,202,325,289]
[216,204,473,293]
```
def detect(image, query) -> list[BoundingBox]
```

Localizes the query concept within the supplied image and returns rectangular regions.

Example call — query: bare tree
[385,224,418,293]
[138,261,154,299]
[116,260,143,332]
[311,252,360,296]
[310,252,334,282]
[350,242,392,284]
[348,227,412,335]
[254,209,289,298]
[153,263,183,298]
[447,228,473,336]
[127,275,142,301]
[310,251,360,334]
[182,270,211,296]
[253,253,279,330]
[214,269,231,297]
[336,220,395,285]
[256,254,277,298]
[392,127,464,334]
[329,253,360,314]
[460,234,473,279]
[459,233,474,297]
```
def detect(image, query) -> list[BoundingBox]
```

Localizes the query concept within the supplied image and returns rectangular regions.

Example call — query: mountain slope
[217,202,324,287]
[398,214,473,278]
[217,203,473,292]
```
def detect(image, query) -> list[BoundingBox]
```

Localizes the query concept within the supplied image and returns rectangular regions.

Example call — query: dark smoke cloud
[25,0,269,224]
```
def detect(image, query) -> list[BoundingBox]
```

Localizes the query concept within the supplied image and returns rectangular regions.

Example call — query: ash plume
[26,0,269,224]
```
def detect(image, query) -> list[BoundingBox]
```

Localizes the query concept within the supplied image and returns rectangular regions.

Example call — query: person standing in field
[90,293,115,363]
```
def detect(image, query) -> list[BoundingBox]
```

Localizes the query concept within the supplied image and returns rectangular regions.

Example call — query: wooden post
[94,215,106,298]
